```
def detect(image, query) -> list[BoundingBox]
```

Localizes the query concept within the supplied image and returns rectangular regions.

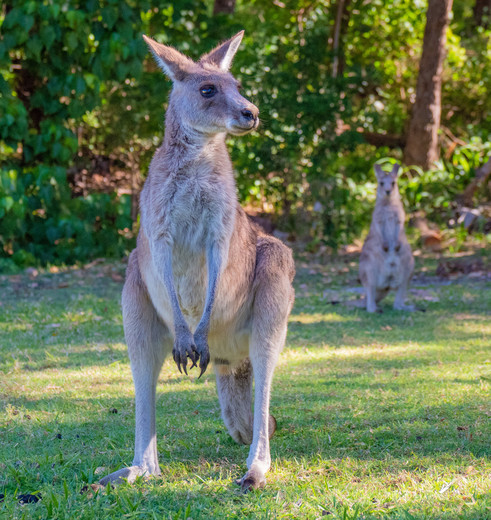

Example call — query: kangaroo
[359,163,414,313]
[98,31,295,492]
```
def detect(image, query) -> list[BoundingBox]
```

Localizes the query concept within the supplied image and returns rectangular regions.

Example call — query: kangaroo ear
[199,30,244,71]
[374,164,385,180]
[391,163,401,177]
[143,35,194,81]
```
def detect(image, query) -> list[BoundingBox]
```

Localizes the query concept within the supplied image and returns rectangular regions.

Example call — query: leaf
[101,6,118,29]
[40,26,56,49]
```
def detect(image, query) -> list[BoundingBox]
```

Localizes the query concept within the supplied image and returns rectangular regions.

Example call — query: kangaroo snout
[239,103,259,127]
[228,101,259,134]
[241,108,255,121]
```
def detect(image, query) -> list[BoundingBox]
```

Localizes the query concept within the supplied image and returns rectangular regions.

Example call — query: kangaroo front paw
[172,327,199,375]
[235,467,266,493]
[193,330,210,378]
[98,465,159,486]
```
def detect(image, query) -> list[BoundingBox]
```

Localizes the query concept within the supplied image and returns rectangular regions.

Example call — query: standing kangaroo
[359,163,414,313]
[99,31,295,492]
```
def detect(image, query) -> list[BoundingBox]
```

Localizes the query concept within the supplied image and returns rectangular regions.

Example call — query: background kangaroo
[99,31,295,492]
[359,163,414,313]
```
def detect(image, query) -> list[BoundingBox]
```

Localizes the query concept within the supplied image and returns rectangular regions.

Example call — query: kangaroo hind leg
[237,237,294,492]
[216,358,277,446]
[100,252,172,485]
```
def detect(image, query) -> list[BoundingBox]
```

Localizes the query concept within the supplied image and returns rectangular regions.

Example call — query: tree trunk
[404,0,453,170]
[213,0,236,15]
[331,0,351,78]
[474,0,491,27]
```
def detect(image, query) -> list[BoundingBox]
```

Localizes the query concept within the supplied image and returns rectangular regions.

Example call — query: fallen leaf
[80,483,105,498]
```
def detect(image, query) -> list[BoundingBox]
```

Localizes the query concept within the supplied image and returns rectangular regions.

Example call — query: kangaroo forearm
[151,240,188,333]
[195,246,223,336]
[379,220,402,250]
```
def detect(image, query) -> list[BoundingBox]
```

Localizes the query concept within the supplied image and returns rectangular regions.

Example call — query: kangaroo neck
[376,192,401,207]
[162,104,227,171]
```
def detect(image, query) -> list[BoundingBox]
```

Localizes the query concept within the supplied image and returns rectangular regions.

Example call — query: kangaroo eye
[391,182,395,187]
[379,182,383,186]
[200,85,216,98]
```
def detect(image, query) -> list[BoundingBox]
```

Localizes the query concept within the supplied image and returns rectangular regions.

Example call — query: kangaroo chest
[373,208,401,240]
[160,167,234,251]
[141,165,238,329]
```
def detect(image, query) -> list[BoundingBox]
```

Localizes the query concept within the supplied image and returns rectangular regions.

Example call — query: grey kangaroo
[359,163,414,313]
[99,31,295,492]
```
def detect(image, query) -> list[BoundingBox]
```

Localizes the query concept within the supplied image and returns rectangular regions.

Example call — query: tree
[404,0,453,169]
[474,0,491,26]
[331,0,351,78]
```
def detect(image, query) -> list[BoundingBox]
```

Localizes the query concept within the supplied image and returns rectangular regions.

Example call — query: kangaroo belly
[377,255,402,289]
[140,249,207,330]
[139,244,253,337]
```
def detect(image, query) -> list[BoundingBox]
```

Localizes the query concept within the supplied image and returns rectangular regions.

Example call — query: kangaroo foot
[99,465,160,486]
[235,467,266,493]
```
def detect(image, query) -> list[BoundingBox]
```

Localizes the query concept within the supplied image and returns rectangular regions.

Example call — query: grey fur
[99,32,294,493]
[359,163,415,312]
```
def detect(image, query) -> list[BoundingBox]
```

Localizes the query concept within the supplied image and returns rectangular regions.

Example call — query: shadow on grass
[1,362,489,519]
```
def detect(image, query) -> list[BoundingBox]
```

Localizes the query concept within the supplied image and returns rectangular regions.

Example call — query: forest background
[0,0,490,269]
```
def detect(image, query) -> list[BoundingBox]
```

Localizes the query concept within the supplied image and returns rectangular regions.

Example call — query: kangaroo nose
[385,190,391,196]
[241,109,255,121]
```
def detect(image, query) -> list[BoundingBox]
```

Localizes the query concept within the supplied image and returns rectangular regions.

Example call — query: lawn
[0,250,490,519]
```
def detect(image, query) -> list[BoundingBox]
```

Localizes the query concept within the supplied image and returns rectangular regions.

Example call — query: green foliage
[0,0,145,266]
[1,1,490,266]
[401,138,491,221]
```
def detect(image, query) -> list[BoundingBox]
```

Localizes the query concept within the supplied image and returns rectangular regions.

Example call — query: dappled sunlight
[442,319,491,336]
[280,340,428,365]
[289,312,359,324]
[266,455,488,518]
[0,322,34,332]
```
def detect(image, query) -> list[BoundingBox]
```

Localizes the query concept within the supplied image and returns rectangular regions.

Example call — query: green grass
[0,252,490,519]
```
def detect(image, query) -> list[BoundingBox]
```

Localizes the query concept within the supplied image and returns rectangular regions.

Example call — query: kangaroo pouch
[374,251,403,289]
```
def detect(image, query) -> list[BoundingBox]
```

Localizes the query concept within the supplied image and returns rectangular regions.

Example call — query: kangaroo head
[375,163,400,199]
[143,31,259,137]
